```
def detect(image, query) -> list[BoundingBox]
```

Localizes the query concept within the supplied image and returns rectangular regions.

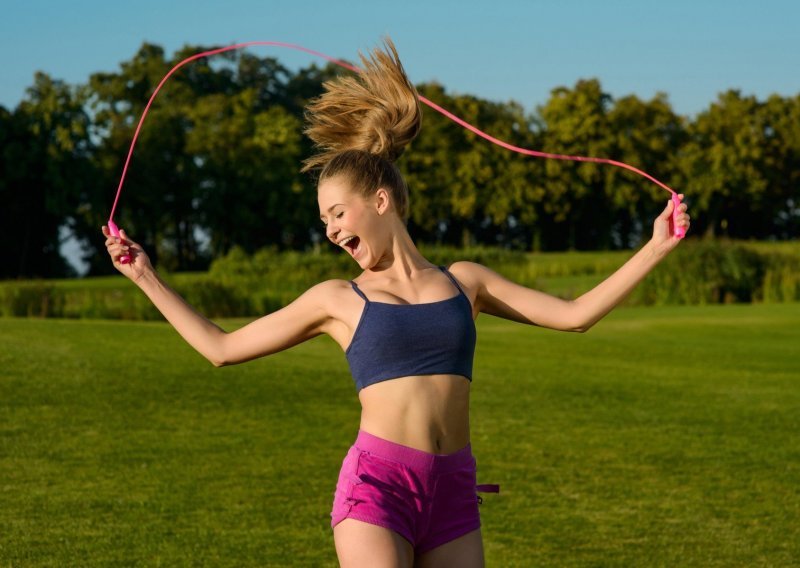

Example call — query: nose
[325,223,339,242]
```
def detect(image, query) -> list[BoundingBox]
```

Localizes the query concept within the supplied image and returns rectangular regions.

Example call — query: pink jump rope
[107,41,685,264]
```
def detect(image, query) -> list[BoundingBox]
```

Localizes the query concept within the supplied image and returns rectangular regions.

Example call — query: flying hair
[301,36,422,172]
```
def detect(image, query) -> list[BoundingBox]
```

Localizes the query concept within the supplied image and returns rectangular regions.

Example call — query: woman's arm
[103,226,331,367]
[460,195,690,333]
[570,240,665,331]
[134,272,333,367]
[134,270,228,365]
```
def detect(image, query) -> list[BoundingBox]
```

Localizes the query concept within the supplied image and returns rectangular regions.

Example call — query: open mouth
[341,236,361,256]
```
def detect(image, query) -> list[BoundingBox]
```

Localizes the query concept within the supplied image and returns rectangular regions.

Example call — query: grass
[1,303,799,566]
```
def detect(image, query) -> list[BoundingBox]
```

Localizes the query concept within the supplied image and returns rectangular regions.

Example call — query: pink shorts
[330,430,498,554]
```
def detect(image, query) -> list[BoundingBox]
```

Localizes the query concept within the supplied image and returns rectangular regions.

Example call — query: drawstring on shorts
[476,483,500,505]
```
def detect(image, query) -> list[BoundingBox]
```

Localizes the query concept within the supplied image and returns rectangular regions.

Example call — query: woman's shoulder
[307,278,356,298]
[444,260,489,282]
[307,278,367,307]
[441,261,494,297]
[446,260,518,293]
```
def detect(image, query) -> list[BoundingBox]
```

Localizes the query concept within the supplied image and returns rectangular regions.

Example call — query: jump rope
[107,41,685,264]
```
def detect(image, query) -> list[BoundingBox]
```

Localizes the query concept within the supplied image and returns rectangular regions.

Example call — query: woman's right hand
[101,225,154,283]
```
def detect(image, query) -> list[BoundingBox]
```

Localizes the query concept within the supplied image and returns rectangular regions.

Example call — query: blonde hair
[301,37,422,222]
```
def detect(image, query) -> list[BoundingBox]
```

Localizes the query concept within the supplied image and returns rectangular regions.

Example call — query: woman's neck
[368,223,435,280]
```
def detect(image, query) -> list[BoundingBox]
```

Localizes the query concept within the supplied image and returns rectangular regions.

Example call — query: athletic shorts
[330,429,499,555]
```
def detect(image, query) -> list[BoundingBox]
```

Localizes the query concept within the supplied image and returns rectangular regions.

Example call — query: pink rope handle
[108,40,684,237]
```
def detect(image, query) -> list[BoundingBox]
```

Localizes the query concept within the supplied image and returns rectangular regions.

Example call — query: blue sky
[2,0,798,117]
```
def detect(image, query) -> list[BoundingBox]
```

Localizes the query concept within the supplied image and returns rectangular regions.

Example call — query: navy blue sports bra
[345,266,477,392]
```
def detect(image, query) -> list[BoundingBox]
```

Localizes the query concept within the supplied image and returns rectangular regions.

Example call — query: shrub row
[632,240,800,305]
[1,240,797,320]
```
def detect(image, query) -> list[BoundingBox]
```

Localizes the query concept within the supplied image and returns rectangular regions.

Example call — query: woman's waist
[357,420,471,455]
[351,428,474,473]
[357,375,471,454]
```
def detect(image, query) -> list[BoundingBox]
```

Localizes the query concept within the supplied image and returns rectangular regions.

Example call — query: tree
[7,42,797,281]
[0,73,94,278]
[535,79,616,250]
[760,94,800,238]
[88,43,192,273]
[607,93,687,247]
[675,90,771,238]
[186,90,306,256]
[85,43,308,271]
[402,83,539,247]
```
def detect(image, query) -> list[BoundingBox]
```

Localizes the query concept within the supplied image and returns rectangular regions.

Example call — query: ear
[374,188,391,216]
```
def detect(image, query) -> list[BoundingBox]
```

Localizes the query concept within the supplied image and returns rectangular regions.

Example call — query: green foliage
[630,240,800,306]
[403,85,541,247]
[535,80,615,250]
[0,74,93,279]
[3,241,797,320]
[0,281,64,317]
[758,247,800,303]
[168,279,251,319]
[634,240,765,305]
[3,41,799,280]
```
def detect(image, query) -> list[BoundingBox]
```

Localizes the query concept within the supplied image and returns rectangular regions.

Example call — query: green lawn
[1,304,798,566]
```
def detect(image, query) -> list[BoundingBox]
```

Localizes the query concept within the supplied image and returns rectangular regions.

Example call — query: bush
[1,240,797,320]
[760,255,800,303]
[171,279,253,319]
[0,281,64,317]
[632,239,800,306]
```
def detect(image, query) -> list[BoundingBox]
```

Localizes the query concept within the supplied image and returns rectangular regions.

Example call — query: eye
[336,212,344,219]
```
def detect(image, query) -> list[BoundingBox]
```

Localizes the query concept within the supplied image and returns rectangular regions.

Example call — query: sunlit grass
[1,303,798,565]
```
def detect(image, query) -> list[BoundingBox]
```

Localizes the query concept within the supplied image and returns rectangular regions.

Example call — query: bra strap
[349,281,369,302]
[438,265,467,298]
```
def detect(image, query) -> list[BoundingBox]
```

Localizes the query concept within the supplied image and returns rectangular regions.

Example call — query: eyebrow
[319,203,345,219]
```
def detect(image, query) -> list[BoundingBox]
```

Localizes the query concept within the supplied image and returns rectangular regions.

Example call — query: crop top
[345,266,477,392]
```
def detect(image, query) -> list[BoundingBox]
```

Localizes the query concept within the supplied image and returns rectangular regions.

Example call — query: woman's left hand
[650,194,691,256]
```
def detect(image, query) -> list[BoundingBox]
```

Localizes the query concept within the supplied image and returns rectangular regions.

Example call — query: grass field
[1,303,799,566]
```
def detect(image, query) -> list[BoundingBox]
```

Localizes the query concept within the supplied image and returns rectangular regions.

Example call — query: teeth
[339,236,356,247]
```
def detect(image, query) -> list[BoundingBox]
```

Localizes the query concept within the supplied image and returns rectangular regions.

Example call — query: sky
[2,0,798,274]
[2,0,798,117]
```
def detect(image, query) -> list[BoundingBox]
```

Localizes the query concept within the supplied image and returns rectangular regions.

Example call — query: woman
[102,38,690,568]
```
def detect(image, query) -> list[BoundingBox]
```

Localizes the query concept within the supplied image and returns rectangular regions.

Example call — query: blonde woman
[102,38,690,567]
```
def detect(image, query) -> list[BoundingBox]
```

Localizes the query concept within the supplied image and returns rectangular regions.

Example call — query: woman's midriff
[357,374,471,455]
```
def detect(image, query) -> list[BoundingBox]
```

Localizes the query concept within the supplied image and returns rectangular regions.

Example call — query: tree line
[2,42,798,278]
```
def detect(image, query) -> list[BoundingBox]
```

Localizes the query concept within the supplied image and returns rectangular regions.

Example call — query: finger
[113,247,130,262]
[662,199,674,217]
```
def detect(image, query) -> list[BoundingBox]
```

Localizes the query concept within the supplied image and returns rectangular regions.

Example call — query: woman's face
[318,176,390,270]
